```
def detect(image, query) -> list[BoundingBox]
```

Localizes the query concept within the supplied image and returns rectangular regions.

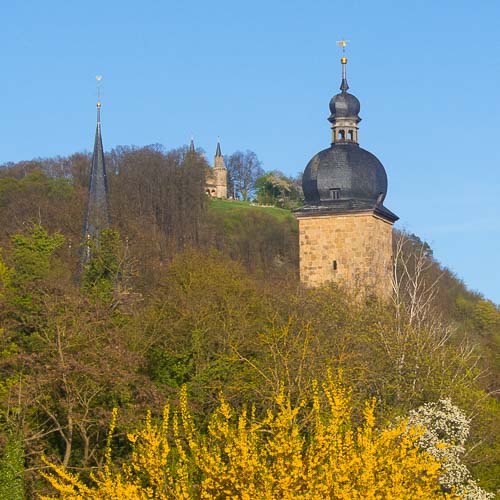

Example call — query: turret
[213,140,227,199]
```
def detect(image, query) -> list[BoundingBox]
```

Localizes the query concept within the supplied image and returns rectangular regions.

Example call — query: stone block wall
[296,212,393,299]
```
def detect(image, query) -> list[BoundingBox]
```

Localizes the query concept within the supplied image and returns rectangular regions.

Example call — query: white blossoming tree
[408,399,494,500]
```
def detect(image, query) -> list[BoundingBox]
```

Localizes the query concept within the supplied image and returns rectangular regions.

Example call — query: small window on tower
[348,130,353,140]
[333,260,338,271]
[330,188,341,200]
[338,130,345,140]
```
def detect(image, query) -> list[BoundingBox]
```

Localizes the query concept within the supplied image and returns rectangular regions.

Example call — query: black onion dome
[302,143,387,205]
[329,92,360,121]
[296,55,398,223]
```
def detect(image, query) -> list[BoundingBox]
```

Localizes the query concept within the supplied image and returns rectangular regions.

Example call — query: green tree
[82,229,121,303]
[0,430,25,500]
[255,170,303,209]
[11,224,64,287]
[3,224,66,334]
[473,300,500,335]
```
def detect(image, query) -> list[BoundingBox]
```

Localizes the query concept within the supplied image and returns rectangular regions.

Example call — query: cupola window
[348,130,353,140]
[330,188,341,200]
[338,130,345,140]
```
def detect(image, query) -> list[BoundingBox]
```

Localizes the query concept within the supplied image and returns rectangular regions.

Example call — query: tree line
[0,146,498,497]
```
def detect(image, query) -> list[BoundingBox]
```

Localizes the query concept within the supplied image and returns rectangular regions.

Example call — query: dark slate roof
[215,141,222,157]
[303,143,387,203]
[340,75,349,93]
[294,199,399,223]
[329,91,361,122]
[300,142,398,223]
[82,105,110,243]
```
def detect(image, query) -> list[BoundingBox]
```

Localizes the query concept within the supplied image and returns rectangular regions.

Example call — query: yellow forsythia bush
[41,374,457,499]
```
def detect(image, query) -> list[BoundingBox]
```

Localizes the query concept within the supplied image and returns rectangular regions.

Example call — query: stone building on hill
[294,52,398,298]
[204,141,228,199]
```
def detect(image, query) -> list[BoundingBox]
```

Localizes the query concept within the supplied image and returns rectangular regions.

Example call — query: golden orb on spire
[336,40,349,65]
[95,76,103,108]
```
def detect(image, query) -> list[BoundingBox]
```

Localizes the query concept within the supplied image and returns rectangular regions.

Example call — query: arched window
[348,130,353,140]
[338,130,345,140]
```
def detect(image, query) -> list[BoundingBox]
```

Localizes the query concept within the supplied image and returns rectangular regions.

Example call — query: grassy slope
[209,199,295,222]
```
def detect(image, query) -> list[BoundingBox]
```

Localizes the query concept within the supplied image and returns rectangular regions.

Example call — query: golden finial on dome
[336,40,350,92]
[336,40,349,64]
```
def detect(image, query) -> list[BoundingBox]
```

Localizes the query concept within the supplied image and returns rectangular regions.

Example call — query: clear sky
[1,0,499,304]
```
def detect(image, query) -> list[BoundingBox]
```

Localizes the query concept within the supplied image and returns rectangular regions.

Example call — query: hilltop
[209,198,296,222]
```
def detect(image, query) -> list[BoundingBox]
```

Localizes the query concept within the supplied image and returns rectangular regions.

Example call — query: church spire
[189,137,195,153]
[82,96,110,260]
[213,139,227,199]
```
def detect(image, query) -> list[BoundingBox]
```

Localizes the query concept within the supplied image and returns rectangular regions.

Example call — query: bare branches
[392,232,444,330]
[383,231,481,403]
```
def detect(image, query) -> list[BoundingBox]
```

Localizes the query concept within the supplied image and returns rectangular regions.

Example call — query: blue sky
[1,0,499,303]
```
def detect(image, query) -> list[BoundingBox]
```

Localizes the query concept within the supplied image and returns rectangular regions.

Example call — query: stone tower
[213,141,228,199]
[205,141,228,198]
[294,54,398,298]
[82,100,110,263]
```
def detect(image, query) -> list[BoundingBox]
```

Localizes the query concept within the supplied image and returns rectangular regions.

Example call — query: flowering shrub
[408,399,494,500]
[41,375,456,499]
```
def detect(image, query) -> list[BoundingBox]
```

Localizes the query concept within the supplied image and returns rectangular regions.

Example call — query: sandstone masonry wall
[297,212,393,299]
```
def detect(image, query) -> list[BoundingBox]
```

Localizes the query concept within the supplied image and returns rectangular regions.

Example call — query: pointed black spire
[215,140,222,157]
[82,101,110,254]
[189,138,195,153]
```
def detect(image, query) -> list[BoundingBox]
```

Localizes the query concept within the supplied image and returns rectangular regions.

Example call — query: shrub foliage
[41,376,455,499]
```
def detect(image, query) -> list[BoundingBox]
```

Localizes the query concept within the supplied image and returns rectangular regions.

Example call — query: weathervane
[336,40,349,91]
[96,75,103,105]
[336,39,349,53]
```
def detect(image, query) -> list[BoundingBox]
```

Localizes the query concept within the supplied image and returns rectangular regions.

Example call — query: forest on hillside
[0,147,498,498]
